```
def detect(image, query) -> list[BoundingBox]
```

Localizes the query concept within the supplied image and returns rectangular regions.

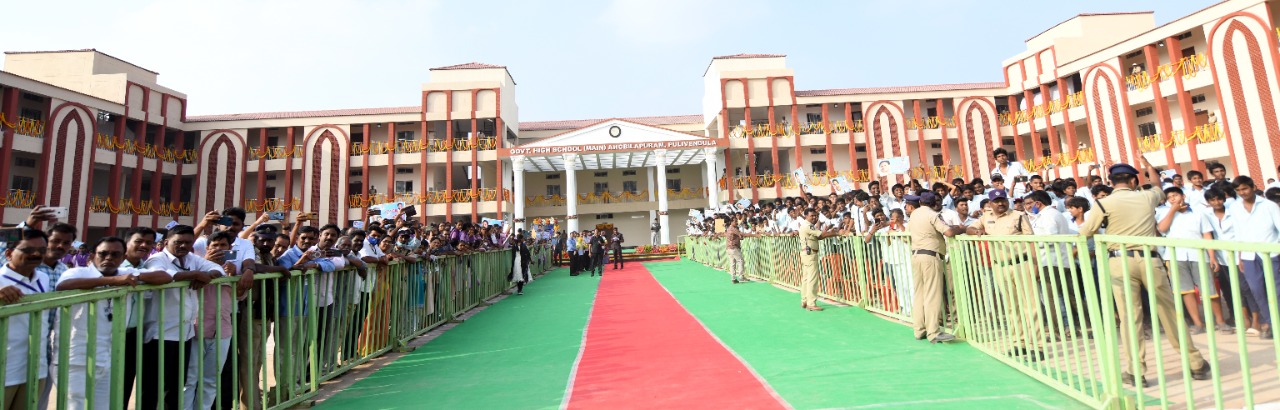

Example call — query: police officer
[1080,159,1212,387]
[798,208,840,311]
[906,192,965,342]
[966,189,1044,360]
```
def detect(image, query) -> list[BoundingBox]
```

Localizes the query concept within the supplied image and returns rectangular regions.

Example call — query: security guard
[798,208,840,311]
[1080,159,1212,387]
[906,192,965,342]
[967,189,1043,360]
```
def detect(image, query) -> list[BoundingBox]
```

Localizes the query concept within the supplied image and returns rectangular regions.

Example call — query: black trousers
[141,339,193,409]
[592,252,605,274]
[612,248,623,268]
[121,327,141,407]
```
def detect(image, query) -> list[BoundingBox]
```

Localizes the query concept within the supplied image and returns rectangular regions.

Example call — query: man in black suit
[589,228,606,277]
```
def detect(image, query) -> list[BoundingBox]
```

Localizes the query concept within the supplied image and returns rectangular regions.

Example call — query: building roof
[429,62,507,70]
[1026,11,1153,43]
[520,114,703,131]
[4,48,160,75]
[795,81,1006,97]
[187,106,419,122]
[712,53,786,60]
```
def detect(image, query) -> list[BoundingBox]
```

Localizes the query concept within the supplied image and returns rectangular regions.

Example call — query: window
[1135,107,1154,117]
[1138,122,1158,137]
[926,108,937,117]
[397,131,415,141]
[351,169,363,176]
[546,185,562,197]
[930,143,941,148]
[1175,32,1193,41]
[622,170,637,176]
[666,179,681,191]
[593,182,609,194]
[10,176,34,192]
[806,113,823,124]
[20,93,42,102]
[597,214,614,220]
[1002,138,1015,146]
[666,167,681,174]
[811,161,828,173]
[349,181,362,195]
[19,108,41,120]
[1191,94,1206,104]
[623,181,638,193]
[809,148,826,154]
[593,172,608,177]
[396,167,414,174]
[266,174,277,181]
[268,137,280,146]
[546,174,561,180]
[14,158,35,168]
[855,146,866,153]
[394,181,414,194]
[1181,47,1196,58]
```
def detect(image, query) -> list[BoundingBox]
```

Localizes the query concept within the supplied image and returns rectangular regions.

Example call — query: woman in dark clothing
[509,235,532,295]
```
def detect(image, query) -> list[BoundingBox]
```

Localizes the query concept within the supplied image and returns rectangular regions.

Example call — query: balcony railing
[729,120,865,138]
[1125,53,1210,91]
[0,113,45,137]
[349,189,512,208]
[95,133,198,163]
[578,190,649,205]
[0,189,36,208]
[1021,148,1097,172]
[1137,123,1225,153]
[249,145,303,160]
[527,194,567,207]
[351,136,498,155]
[904,115,957,130]
[89,196,193,216]
[243,197,303,213]
[997,92,1085,126]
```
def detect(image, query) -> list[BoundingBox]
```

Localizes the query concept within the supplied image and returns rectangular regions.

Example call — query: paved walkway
[317,260,1089,409]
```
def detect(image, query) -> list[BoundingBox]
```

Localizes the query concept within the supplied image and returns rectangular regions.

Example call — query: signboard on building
[503,138,724,157]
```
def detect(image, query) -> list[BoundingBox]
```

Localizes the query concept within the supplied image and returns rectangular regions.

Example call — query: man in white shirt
[990,148,1030,194]
[1227,176,1280,339]
[53,237,143,409]
[1184,170,1209,210]
[300,224,348,373]
[1026,191,1074,333]
[140,225,225,410]
[0,229,52,410]
[1155,187,1227,335]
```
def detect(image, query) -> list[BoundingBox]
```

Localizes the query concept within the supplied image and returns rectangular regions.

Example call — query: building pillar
[564,153,579,234]
[704,148,719,210]
[512,156,527,232]
[655,149,670,245]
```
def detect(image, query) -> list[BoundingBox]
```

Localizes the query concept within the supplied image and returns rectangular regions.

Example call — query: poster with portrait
[875,156,911,176]
[832,176,854,194]
[792,168,814,192]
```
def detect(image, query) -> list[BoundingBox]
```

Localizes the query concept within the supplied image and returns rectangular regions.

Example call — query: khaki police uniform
[907,206,951,339]
[978,209,1043,351]
[798,219,822,307]
[1081,186,1208,376]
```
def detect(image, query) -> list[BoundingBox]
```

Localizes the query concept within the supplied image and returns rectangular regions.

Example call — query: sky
[0,0,1213,121]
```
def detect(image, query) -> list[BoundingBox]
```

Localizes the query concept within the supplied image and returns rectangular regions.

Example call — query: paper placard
[875,157,911,176]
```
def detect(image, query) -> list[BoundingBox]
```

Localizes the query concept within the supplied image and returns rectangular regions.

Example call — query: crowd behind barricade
[687,147,1280,389]
[0,207,550,410]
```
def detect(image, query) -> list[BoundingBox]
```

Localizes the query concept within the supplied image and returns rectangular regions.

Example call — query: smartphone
[268,211,285,221]
[324,249,342,257]
[0,228,22,243]
[368,209,382,216]
[225,250,239,261]
[404,205,418,218]
[214,216,234,226]
[48,207,68,219]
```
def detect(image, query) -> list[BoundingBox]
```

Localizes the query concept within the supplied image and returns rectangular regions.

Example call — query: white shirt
[54,265,139,368]
[1183,184,1208,210]
[357,244,386,300]
[142,250,225,342]
[1030,207,1072,267]
[0,265,50,386]
[786,218,805,233]
[1226,198,1280,260]
[1204,207,1235,265]
[939,209,964,227]
[193,235,256,274]
[1155,205,1213,262]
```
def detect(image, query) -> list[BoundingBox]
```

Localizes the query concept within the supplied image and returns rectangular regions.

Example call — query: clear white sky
[0,0,1211,121]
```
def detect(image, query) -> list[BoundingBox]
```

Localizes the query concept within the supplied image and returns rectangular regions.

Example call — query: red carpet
[565,264,788,410]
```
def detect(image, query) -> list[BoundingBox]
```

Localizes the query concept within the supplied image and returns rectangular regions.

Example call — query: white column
[512,156,527,232]
[703,148,719,210]
[655,149,670,245]
[646,167,657,222]
[564,153,579,234]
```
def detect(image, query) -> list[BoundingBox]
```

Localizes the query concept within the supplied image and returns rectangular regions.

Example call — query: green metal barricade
[0,245,552,410]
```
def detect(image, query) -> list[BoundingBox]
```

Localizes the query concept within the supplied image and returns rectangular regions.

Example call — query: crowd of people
[0,207,546,410]
[689,148,1280,386]
[548,226,626,277]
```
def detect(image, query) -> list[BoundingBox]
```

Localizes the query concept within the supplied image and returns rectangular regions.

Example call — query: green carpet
[318,268,597,410]
[646,260,1091,410]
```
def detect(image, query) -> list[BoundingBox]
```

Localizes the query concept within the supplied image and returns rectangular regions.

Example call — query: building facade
[2,0,1280,243]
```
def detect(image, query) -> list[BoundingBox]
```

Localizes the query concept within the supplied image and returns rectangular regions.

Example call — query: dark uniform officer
[906,192,963,342]
[1080,161,1212,386]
